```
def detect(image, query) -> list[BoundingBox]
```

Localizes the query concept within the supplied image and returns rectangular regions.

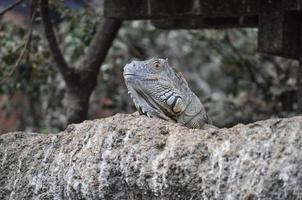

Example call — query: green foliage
[58,9,98,63]
[0,22,52,94]
[0,7,99,132]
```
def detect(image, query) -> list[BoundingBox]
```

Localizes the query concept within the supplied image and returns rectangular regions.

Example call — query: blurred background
[0,0,298,133]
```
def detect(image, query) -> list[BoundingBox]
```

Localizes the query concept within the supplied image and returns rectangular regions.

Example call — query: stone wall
[1,114,302,199]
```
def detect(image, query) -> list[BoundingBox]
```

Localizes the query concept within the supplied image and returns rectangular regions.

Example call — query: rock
[0,114,302,200]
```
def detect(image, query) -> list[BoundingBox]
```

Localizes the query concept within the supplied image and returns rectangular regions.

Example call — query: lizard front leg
[127,85,174,121]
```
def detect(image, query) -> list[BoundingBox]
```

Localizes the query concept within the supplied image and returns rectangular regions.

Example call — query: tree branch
[39,0,122,124]
[39,0,75,83]
[0,5,36,84]
[225,31,267,90]
[119,37,147,60]
[63,19,122,124]
[80,19,122,76]
[0,0,24,16]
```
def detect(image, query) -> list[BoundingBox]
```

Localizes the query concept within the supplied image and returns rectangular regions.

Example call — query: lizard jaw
[123,73,138,79]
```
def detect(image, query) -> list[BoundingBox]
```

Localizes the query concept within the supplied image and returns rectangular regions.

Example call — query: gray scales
[123,58,212,129]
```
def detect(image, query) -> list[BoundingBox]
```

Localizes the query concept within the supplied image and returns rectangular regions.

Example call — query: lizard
[123,58,213,129]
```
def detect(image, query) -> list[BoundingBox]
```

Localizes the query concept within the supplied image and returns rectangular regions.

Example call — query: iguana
[123,58,212,129]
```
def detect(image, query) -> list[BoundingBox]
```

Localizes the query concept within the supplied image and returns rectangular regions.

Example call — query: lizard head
[123,58,172,82]
[123,58,191,117]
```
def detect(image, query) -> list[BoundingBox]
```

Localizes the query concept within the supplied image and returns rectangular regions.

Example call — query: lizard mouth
[123,73,137,76]
[123,73,140,79]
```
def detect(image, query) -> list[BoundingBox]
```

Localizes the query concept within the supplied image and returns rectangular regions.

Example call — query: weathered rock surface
[0,114,302,200]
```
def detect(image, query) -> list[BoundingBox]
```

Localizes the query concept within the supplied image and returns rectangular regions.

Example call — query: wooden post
[298,12,302,113]
[298,63,302,113]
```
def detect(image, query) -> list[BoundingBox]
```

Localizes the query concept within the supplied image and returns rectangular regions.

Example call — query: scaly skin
[123,58,211,129]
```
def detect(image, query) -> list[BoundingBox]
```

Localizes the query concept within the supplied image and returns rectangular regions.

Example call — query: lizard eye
[151,59,161,69]
[154,63,160,68]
